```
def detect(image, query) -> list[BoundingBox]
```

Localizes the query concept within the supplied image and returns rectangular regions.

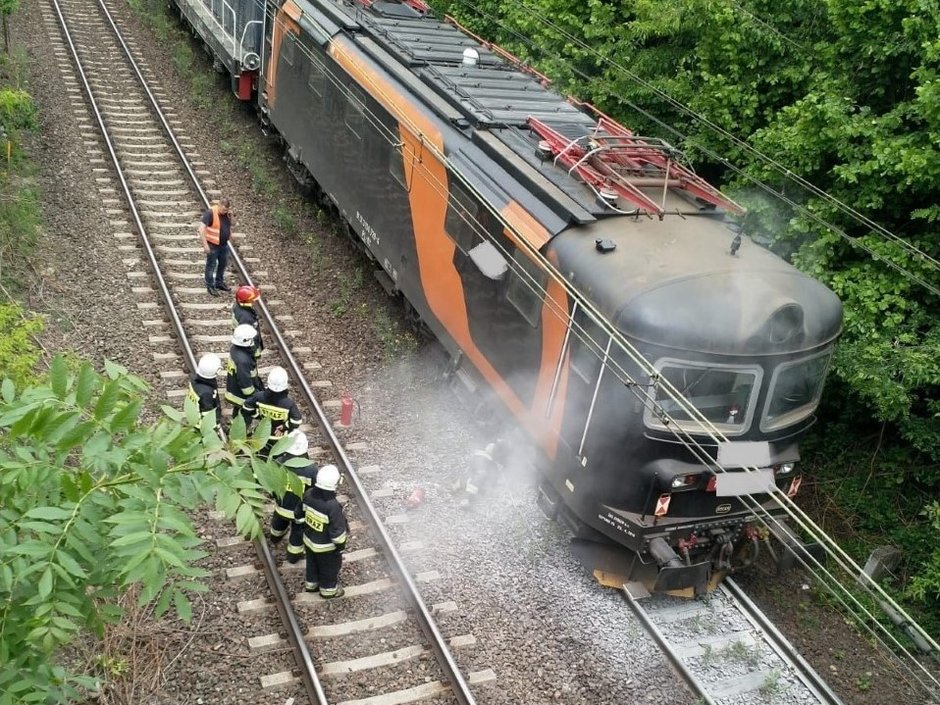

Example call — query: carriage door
[559,303,611,469]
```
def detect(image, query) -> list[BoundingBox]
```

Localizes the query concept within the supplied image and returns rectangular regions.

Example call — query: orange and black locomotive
[171,0,842,593]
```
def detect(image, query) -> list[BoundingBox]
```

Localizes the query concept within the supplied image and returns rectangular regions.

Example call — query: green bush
[0,302,41,384]
[0,88,34,132]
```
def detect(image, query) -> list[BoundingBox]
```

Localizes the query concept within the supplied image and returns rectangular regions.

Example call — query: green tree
[0,357,291,704]
[0,0,17,56]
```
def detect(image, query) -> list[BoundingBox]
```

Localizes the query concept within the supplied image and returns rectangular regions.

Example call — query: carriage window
[389,143,407,188]
[645,360,762,436]
[308,60,325,97]
[283,34,296,67]
[761,351,831,431]
[345,84,367,139]
[445,182,483,252]
[569,308,606,382]
[505,248,547,327]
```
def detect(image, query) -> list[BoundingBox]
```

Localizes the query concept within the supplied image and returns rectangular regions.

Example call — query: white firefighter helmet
[287,430,308,457]
[315,464,341,492]
[196,352,222,378]
[267,366,289,392]
[232,323,257,347]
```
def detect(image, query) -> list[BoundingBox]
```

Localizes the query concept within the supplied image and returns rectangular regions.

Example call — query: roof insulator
[535,140,553,161]
[462,48,480,67]
[598,186,619,208]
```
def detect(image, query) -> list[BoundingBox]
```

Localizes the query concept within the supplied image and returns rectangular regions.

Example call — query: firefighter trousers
[305,549,342,595]
[270,492,304,562]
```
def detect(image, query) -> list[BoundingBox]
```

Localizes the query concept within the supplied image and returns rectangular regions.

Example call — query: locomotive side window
[283,33,296,67]
[307,60,325,97]
[761,350,831,431]
[645,360,762,435]
[345,84,367,140]
[389,142,409,188]
[505,248,547,327]
[445,182,483,252]
[570,308,605,383]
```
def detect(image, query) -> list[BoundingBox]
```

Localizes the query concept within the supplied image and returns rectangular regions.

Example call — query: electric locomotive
[170,0,842,593]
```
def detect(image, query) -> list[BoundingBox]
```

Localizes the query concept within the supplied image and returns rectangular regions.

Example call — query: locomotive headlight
[671,473,701,490]
[775,462,796,476]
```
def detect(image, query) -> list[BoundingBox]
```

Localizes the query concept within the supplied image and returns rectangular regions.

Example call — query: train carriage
[170,0,843,593]
[173,0,265,98]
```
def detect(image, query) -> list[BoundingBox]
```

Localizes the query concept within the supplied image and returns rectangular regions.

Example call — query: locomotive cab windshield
[644,350,833,438]
[645,360,763,435]
[761,350,832,431]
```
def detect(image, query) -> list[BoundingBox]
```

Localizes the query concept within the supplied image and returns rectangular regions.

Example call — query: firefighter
[270,430,318,563]
[455,438,512,509]
[296,464,347,597]
[225,324,262,417]
[186,353,223,430]
[232,285,263,360]
[242,366,302,457]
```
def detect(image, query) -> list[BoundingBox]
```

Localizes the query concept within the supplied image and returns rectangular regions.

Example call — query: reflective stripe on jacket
[225,345,258,405]
[243,389,302,440]
[297,487,347,553]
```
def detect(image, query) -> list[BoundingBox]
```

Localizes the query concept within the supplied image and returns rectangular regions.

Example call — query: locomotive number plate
[715,469,774,497]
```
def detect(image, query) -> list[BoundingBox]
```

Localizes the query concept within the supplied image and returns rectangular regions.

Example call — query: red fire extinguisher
[339,393,357,427]
[405,487,425,510]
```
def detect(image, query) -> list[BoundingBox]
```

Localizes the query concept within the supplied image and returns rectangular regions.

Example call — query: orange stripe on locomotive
[264,9,301,109]
[328,36,570,456]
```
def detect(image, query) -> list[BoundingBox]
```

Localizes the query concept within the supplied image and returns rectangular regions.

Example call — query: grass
[273,206,296,234]
[189,73,215,110]
[373,308,418,360]
[758,669,783,698]
[724,639,760,667]
[0,52,42,290]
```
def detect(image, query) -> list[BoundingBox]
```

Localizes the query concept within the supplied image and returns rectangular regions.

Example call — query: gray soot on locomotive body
[169,0,843,594]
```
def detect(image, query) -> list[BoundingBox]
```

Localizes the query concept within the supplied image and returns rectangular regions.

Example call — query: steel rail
[623,579,845,705]
[620,588,715,705]
[724,578,844,705]
[50,0,325,702]
[82,1,478,703]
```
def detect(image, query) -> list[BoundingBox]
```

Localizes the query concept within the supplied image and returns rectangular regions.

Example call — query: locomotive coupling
[649,537,710,594]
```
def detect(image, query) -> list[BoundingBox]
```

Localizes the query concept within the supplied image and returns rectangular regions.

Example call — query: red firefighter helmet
[235,285,260,305]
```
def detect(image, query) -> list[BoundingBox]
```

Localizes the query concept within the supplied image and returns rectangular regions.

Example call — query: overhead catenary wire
[211,0,939,691]
[483,0,940,276]
[448,0,940,298]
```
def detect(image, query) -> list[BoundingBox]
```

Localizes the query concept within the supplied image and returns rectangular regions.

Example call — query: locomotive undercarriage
[538,479,820,596]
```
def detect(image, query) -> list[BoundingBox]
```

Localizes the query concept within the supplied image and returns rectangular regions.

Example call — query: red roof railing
[529,101,744,217]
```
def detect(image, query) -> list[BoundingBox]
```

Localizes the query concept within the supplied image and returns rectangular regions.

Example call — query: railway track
[624,578,844,705]
[38,0,492,701]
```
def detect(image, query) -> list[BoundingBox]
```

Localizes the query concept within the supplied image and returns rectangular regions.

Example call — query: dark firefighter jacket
[273,453,319,522]
[232,303,264,359]
[187,374,221,426]
[225,345,261,406]
[296,486,347,553]
[242,389,302,442]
